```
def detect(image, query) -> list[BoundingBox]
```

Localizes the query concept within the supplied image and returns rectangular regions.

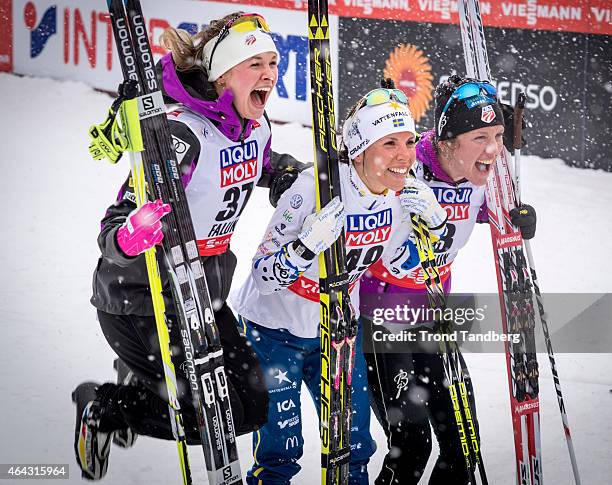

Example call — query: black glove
[500,102,526,153]
[269,166,300,207]
[268,152,312,207]
[510,204,536,240]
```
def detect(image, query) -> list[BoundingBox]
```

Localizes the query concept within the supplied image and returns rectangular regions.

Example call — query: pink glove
[116,200,171,257]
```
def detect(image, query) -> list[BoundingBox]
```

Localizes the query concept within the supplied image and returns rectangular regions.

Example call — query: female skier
[232,87,447,484]
[360,75,536,484]
[72,12,305,480]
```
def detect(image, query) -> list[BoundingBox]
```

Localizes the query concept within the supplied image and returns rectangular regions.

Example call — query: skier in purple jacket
[71,12,307,481]
[361,75,536,484]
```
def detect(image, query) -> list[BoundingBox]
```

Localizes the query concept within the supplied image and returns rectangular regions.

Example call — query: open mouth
[250,87,271,108]
[388,166,409,176]
[475,160,494,173]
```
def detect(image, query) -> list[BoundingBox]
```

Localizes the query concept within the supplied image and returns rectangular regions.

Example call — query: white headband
[202,28,279,82]
[342,102,416,159]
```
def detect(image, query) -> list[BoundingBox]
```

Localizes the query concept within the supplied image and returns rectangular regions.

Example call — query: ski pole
[511,93,582,485]
[513,92,526,205]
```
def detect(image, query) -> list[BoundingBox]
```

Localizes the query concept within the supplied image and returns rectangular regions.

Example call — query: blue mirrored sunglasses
[437,81,497,137]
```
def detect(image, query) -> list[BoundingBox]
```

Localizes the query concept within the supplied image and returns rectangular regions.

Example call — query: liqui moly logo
[346,209,392,246]
[219,141,258,188]
[432,187,473,221]
[498,232,522,249]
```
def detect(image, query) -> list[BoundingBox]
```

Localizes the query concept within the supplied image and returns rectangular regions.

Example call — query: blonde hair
[159,11,244,73]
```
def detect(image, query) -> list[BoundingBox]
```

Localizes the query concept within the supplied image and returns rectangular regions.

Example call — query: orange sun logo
[384,44,434,123]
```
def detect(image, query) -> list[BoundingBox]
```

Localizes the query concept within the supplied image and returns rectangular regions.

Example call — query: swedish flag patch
[392,118,405,128]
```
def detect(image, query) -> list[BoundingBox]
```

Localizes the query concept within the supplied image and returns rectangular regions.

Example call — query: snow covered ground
[1,72,611,484]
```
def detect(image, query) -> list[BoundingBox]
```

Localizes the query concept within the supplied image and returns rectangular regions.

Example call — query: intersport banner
[337,17,612,170]
[7,0,339,125]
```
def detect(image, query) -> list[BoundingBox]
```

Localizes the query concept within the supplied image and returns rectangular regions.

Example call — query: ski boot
[72,382,114,480]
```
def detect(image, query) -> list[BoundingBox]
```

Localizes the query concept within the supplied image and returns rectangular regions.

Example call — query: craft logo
[383,44,433,122]
[24,2,57,58]
[349,139,369,156]
[432,187,473,221]
[481,105,496,123]
[346,208,392,246]
[219,141,258,187]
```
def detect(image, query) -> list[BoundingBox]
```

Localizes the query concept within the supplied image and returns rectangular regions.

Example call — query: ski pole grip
[513,92,526,150]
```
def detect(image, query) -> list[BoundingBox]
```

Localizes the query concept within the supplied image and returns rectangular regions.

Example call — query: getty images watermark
[370,303,521,345]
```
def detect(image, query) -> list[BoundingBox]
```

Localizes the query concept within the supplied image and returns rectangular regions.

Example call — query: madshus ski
[307,1,357,483]
[457,1,544,483]
[100,0,242,483]
[409,213,488,485]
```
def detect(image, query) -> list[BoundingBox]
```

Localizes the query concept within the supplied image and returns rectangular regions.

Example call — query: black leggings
[362,318,479,485]
[97,303,268,443]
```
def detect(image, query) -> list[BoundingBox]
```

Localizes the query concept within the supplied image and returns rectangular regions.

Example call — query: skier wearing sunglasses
[360,75,536,485]
[231,87,447,484]
[71,12,309,480]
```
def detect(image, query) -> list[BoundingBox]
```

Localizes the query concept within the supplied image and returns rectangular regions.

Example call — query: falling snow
[1,73,611,483]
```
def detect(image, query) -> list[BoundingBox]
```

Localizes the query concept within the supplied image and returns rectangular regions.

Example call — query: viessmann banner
[215,0,612,35]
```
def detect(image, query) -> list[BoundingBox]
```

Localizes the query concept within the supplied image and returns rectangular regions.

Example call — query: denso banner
[10,0,339,124]
[337,16,612,170]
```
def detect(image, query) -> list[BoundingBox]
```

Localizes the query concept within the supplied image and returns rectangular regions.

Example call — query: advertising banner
[1,1,610,167]
[210,0,612,35]
[338,16,611,169]
[0,0,12,71]
[10,0,339,124]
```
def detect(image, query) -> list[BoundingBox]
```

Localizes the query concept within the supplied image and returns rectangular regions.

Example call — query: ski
[458,1,543,483]
[511,96,581,484]
[410,212,488,484]
[99,0,242,483]
[307,1,356,483]
[89,37,193,485]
